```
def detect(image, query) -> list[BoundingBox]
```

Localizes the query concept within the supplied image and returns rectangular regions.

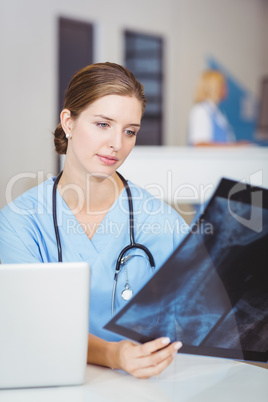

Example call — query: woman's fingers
[116,338,183,379]
[138,337,171,357]
[129,340,183,379]
[138,340,182,369]
[138,337,183,357]
[130,353,174,379]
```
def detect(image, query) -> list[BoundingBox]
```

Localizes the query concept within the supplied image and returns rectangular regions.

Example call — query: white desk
[1,354,267,402]
[118,146,268,204]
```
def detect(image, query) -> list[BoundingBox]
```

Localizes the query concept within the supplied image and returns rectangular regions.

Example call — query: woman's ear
[60,109,73,138]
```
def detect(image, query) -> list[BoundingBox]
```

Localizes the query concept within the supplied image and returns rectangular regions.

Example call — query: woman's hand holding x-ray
[112,337,183,379]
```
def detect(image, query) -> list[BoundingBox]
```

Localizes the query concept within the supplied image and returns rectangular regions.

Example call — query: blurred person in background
[188,70,235,145]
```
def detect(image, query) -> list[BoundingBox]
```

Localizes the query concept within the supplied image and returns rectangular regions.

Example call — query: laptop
[0,262,90,389]
[105,178,268,364]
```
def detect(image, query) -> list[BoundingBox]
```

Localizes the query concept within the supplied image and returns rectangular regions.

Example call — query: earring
[65,133,70,139]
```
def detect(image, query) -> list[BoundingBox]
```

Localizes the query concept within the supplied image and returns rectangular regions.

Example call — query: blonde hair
[194,70,226,104]
[54,62,146,154]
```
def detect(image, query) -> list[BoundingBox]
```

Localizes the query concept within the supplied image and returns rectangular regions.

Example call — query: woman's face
[211,77,227,103]
[63,94,142,178]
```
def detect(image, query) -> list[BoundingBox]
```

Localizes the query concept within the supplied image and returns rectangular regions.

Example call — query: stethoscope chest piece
[121,283,133,300]
[121,262,133,301]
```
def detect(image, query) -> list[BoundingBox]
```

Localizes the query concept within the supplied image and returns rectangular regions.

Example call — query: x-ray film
[105,178,268,363]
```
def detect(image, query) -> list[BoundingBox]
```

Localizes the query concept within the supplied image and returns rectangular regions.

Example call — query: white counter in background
[118,146,268,205]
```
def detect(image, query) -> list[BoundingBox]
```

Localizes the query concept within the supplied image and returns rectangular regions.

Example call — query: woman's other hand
[113,337,182,379]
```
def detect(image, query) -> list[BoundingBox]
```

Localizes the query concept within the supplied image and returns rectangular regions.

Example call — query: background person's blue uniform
[0,177,188,341]
[209,103,234,143]
[188,101,235,145]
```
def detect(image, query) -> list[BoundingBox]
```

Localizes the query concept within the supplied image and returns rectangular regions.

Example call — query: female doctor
[0,62,187,379]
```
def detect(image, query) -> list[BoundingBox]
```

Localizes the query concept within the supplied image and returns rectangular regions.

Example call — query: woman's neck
[57,167,124,216]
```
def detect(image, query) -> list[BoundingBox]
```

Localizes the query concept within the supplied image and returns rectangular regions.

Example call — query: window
[58,17,94,114]
[124,31,164,145]
[57,17,94,171]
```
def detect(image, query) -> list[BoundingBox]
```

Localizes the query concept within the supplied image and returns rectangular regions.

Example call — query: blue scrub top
[0,177,188,341]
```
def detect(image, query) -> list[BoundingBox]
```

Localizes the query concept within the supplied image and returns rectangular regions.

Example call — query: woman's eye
[97,122,109,128]
[125,129,136,137]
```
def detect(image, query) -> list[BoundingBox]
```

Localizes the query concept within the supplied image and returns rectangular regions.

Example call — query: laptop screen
[105,178,268,363]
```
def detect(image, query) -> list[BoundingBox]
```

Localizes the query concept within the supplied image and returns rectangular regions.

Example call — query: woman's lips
[97,154,118,165]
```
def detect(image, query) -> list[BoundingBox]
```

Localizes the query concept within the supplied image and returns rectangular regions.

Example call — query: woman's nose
[109,130,122,151]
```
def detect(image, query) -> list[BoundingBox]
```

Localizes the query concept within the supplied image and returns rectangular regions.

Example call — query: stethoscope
[52,171,155,315]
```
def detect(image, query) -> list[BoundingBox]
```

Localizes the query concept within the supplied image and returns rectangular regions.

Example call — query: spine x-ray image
[105,179,268,363]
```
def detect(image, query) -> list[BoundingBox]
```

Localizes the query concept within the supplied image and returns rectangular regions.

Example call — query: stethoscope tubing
[52,171,63,263]
[52,170,155,315]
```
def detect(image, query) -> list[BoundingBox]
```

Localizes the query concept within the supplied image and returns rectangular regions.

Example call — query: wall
[1,0,267,208]
[0,0,175,208]
[261,0,268,73]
